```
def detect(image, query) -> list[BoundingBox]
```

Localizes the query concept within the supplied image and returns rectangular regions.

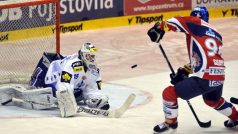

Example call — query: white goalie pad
[0,85,58,110]
[0,86,14,105]
[21,87,57,106]
[13,99,56,110]
[56,89,78,118]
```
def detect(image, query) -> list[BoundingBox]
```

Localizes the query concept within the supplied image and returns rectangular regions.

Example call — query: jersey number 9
[205,38,222,57]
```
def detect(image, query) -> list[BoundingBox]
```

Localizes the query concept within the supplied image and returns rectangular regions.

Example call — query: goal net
[0,0,60,84]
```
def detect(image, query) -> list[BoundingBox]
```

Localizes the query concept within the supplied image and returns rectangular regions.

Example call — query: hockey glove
[147,22,165,43]
[183,63,193,74]
[170,67,189,85]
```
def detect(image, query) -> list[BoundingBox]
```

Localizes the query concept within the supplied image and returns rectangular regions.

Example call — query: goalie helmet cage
[0,0,60,84]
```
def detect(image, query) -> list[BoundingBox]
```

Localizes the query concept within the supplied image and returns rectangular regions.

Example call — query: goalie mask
[79,42,98,70]
[190,6,209,22]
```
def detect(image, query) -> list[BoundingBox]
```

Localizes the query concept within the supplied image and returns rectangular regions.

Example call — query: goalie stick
[77,93,136,118]
[230,97,238,105]
[158,43,211,128]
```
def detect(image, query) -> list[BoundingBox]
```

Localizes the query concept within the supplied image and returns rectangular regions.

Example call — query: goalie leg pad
[56,89,78,117]
[0,94,13,106]
[21,87,57,105]
[0,86,15,105]
[13,99,56,110]
[0,85,57,109]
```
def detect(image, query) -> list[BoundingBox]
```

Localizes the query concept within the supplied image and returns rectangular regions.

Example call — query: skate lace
[158,122,169,129]
[228,120,234,124]
[226,119,238,127]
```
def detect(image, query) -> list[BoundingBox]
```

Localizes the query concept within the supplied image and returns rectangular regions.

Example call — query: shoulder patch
[71,61,82,67]
[61,71,72,83]
[73,66,84,72]
[71,61,84,72]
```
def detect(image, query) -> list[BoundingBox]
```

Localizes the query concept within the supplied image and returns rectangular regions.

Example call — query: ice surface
[0,60,237,134]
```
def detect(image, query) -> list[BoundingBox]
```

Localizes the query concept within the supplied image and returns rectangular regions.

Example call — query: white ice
[0,60,237,134]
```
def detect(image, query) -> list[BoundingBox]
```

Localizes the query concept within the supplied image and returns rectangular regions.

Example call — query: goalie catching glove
[147,22,165,43]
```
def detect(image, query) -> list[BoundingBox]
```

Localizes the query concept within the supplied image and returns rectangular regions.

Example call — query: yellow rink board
[63,7,237,31]
[0,26,55,42]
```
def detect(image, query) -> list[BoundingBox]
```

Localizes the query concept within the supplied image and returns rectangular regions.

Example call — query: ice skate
[224,119,238,128]
[153,122,178,133]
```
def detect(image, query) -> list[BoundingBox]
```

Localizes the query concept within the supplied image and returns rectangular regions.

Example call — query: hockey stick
[158,43,211,128]
[77,93,136,118]
[230,97,238,105]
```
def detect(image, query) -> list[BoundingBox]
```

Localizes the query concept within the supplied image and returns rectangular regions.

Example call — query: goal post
[0,0,60,84]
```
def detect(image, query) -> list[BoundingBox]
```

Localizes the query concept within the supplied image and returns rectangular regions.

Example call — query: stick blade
[109,93,136,118]
[199,120,211,128]
[230,97,238,104]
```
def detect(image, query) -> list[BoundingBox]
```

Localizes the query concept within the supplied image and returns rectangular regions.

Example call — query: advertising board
[124,0,191,15]
[192,0,238,8]
[60,0,123,23]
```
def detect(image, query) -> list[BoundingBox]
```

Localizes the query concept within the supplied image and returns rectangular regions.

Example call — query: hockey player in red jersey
[147,6,238,133]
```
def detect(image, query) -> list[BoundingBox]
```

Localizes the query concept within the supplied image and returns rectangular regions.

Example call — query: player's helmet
[190,6,209,22]
[79,42,98,70]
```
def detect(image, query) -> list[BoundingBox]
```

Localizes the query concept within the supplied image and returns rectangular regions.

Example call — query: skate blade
[153,128,177,134]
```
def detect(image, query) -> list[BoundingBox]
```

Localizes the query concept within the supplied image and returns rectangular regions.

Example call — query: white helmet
[79,42,98,70]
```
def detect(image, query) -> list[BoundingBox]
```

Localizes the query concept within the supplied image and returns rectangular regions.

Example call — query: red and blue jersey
[164,16,225,81]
